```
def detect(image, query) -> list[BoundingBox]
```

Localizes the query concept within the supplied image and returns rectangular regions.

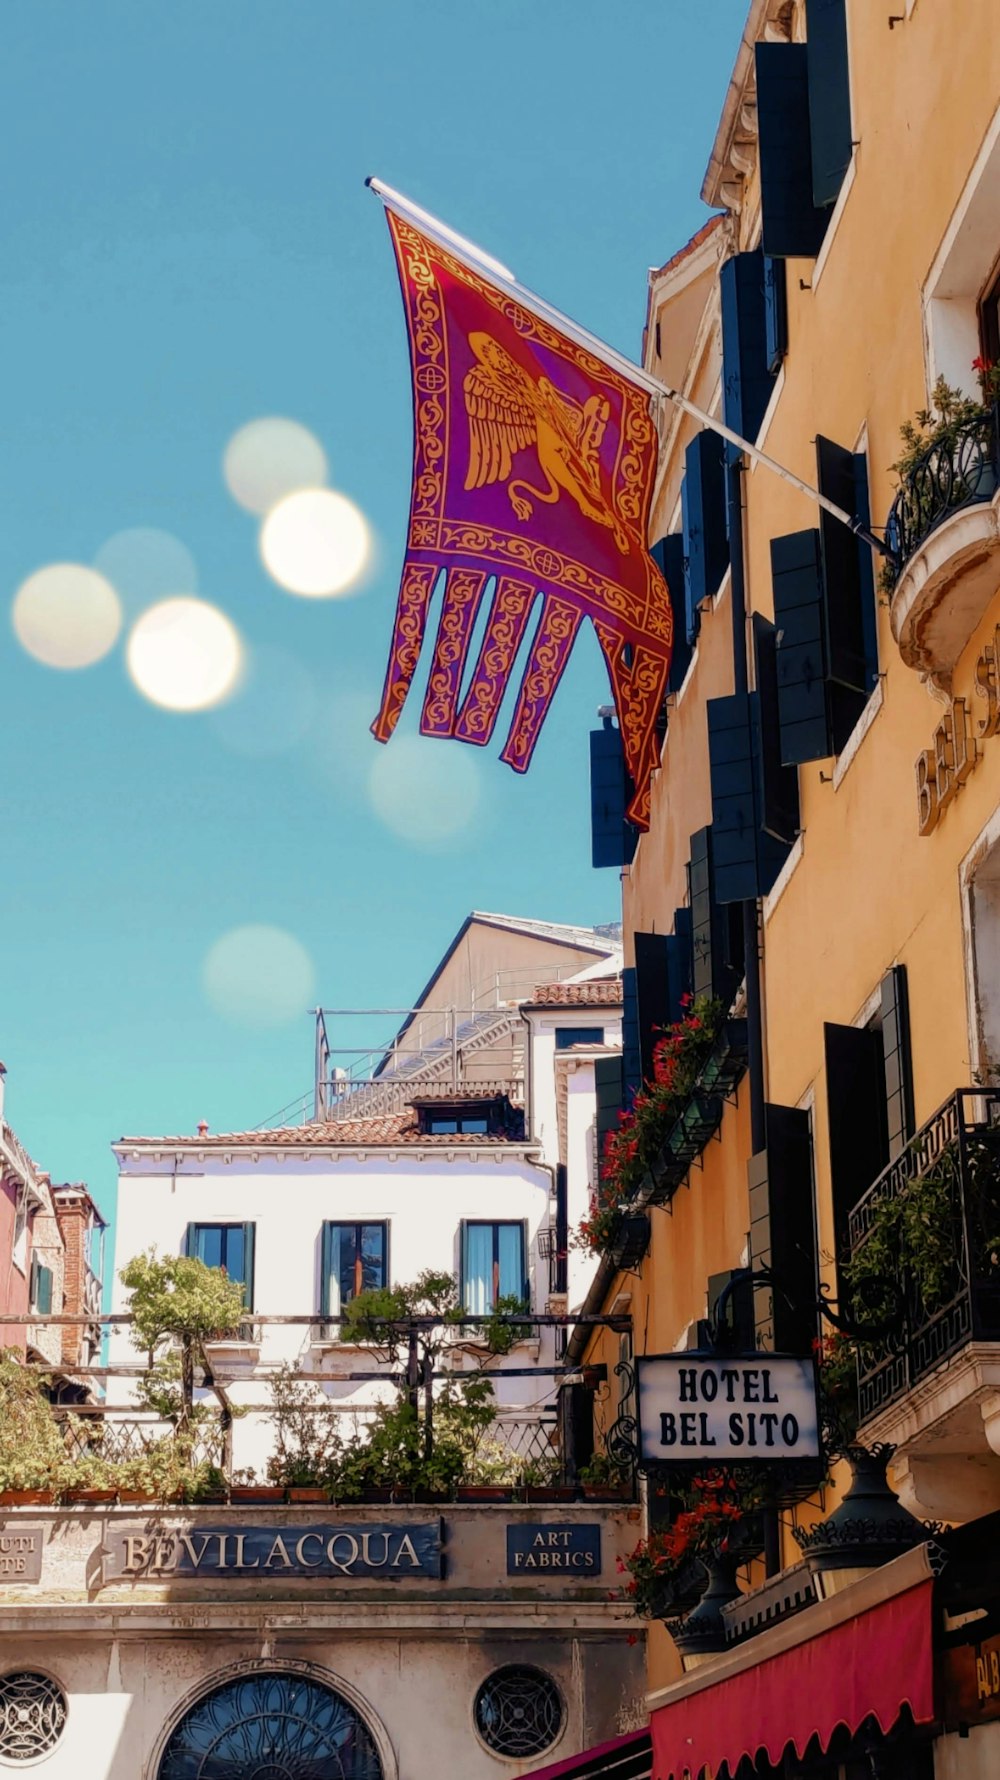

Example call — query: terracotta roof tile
[522,978,623,1009]
[118,1110,532,1150]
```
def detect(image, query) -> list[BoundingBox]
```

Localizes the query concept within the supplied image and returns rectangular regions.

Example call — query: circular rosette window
[473,1665,563,1759]
[0,1672,67,1764]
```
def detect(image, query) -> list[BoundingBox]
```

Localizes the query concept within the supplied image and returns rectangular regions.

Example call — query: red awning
[523,1727,652,1779]
[652,1578,935,1779]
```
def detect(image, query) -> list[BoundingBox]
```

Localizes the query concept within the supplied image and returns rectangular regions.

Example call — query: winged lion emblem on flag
[463,331,630,554]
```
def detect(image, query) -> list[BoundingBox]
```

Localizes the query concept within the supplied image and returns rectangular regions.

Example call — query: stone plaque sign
[0,1526,43,1583]
[506,1523,601,1576]
[636,1354,820,1463]
[105,1521,443,1581]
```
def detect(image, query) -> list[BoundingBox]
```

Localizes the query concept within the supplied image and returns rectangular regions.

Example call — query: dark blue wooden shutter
[687,827,744,1006]
[755,43,829,259]
[183,1224,195,1259]
[621,966,641,1101]
[748,1104,818,1353]
[320,1220,334,1319]
[721,251,774,450]
[708,696,759,903]
[880,966,914,1162]
[634,932,671,1085]
[595,1055,625,1174]
[589,720,637,869]
[816,435,872,752]
[241,1222,256,1311]
[651,535,692,694]
[763,256,788,373]
[37,1264,53,1316]
[708,694,794,901]
[771,529,832,764]
[753,614,800,845]
[665,908,694,1025]
[682,431,729,642]
[806,0,853,208]
[824,1022,889,1267]
[708,1269,756,1352]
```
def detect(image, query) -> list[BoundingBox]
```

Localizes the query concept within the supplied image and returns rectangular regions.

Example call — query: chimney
[53,1189,88,1371]
[0,1061,6,1124]
[197,1120,209,1137]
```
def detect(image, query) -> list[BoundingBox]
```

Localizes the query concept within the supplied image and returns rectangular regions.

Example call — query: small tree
[266,1363,344,1489]
[119,1250,245,1440]
[0,1349,68,1491]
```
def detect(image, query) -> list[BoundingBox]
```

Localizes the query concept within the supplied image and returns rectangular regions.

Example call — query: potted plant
[229,1468,284,1505]
[115,1454,160,1504]
[520,1459,574,1503]
[0,1349,67,1506]
[881,368,1000,588]
[619,1474,764,1620]
[264,1364,341,1501]
[577,1452,631,1501]
[59,1449,118,1505]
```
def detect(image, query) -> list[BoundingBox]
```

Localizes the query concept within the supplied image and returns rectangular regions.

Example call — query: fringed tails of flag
[368,188,673,831]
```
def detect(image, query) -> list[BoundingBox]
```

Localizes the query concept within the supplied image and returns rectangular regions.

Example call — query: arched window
[158,1672,384,1780]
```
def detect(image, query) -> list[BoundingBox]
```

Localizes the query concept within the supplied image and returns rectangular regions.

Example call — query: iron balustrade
[884,402,1000,583]
[847,1088,1000,1423]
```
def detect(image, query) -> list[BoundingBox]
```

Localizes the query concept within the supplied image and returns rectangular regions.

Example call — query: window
[185,1222,255,1309]
[322,1221,388,1318]
[473,1667,562,1760]
[0,1673,67,1763]
[461,1222,527,1314]
[157,1672,383,1780]
[554,1027,604,1051]
[425,1113,489,1135]
[29,1259,53,1316]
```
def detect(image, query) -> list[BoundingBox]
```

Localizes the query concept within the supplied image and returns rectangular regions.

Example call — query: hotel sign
[636,1355,820,1464]
[105,1521,443,1581]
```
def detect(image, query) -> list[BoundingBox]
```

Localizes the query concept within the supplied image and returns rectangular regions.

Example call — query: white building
[0,914,648,1780]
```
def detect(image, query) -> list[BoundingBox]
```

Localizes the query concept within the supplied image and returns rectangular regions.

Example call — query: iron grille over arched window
[158,1672,383,1780]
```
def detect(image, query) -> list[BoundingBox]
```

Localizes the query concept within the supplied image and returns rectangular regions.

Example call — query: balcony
[886,404,1000,689]
[848,1088,1000,1520]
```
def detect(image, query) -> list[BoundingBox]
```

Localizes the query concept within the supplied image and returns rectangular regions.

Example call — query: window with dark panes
[185,1222,255,1308]
[824,965,914,1269]
[554,1027,605,1051]
[426,1112,490,1134]
[321,1221,387,1318]
[461,1221,527,1314]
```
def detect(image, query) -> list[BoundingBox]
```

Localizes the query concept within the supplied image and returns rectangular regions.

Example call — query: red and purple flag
[371,203,673,830]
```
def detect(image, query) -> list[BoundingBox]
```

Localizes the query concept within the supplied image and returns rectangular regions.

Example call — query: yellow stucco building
[574,3,1000,1776]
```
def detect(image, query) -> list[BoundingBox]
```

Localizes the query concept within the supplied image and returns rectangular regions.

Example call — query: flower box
[63,1488,117,1505]
[116,1489,158,1504]
[607,1212,650,1271]
[456,1485,514,1502]
[0,1489,53,1507]
[229,1486,284,1504]
[524,1485,575,1503]
[286,1486,329,1504]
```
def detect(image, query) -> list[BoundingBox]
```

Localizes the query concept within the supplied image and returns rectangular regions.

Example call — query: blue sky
[0,0,746,1259]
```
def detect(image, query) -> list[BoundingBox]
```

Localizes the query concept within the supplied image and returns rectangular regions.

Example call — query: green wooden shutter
[37,1265,53,1316]
[241,1222,256,1312]
[590,720,637,869]
[824,1023,889,1264]
[747,1104,818,1353]
[806,0,853,208]
[755,43,829,259]
[753,614,800,845]
[634,932,671,1086]
[880,966,915,1161]
[687,827,744,1005]
[595,1056,625,1175]
[816,435,871,751]
[320,1221,334,1319]
[708,695,759,903]
[763,256,788,373]
[721,250,774,449]
[621,966,641,1099]
[651,535,692,693]
[682,431,729,639]
[665,909,694,1025]
[772,528,833,765]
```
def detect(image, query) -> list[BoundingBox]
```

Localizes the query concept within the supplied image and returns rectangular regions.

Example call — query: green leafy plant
[0,1350,68,1493]
[813,1332,860,1453]
[578,997,721,1255]
[880,367,999,591]
[265,1364,343,1491]
[577,1451,629,1491]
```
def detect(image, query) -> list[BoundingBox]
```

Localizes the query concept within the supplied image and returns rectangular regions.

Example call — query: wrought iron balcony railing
[847,1088,1000,1423]
[884,403,1000,584]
